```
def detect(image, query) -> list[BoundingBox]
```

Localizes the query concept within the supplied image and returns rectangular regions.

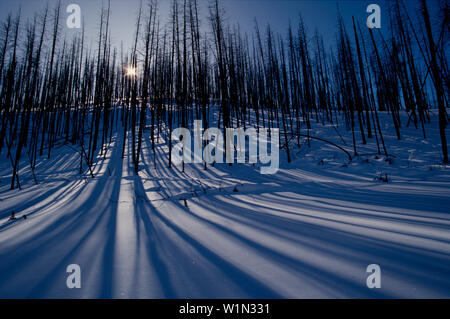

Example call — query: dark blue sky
[0,0,443,53]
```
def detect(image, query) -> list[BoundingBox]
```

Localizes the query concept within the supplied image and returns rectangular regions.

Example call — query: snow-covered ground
[0,111,450,298]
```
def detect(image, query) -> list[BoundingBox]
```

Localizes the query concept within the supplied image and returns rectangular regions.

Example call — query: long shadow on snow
[0,138,122,298]
[135,140,282,298]
[191,194,450,297]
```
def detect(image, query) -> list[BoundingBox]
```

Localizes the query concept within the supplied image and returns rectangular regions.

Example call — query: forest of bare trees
[0,0,448,190]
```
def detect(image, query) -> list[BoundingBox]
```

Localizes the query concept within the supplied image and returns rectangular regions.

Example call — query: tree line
[0,0,448,190]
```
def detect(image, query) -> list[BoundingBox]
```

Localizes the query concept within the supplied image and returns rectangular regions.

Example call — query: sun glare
[126,67,137,77]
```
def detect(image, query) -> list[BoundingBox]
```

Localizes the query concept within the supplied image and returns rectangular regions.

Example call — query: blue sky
[0,0,443,53]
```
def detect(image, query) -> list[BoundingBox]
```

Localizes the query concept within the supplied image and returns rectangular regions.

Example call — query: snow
[0,111,450,298]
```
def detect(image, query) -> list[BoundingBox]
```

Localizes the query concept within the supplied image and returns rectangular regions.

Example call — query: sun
[126,67,137,77]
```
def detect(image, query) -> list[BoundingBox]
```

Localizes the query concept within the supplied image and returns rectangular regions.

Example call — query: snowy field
[0,112,450,298]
